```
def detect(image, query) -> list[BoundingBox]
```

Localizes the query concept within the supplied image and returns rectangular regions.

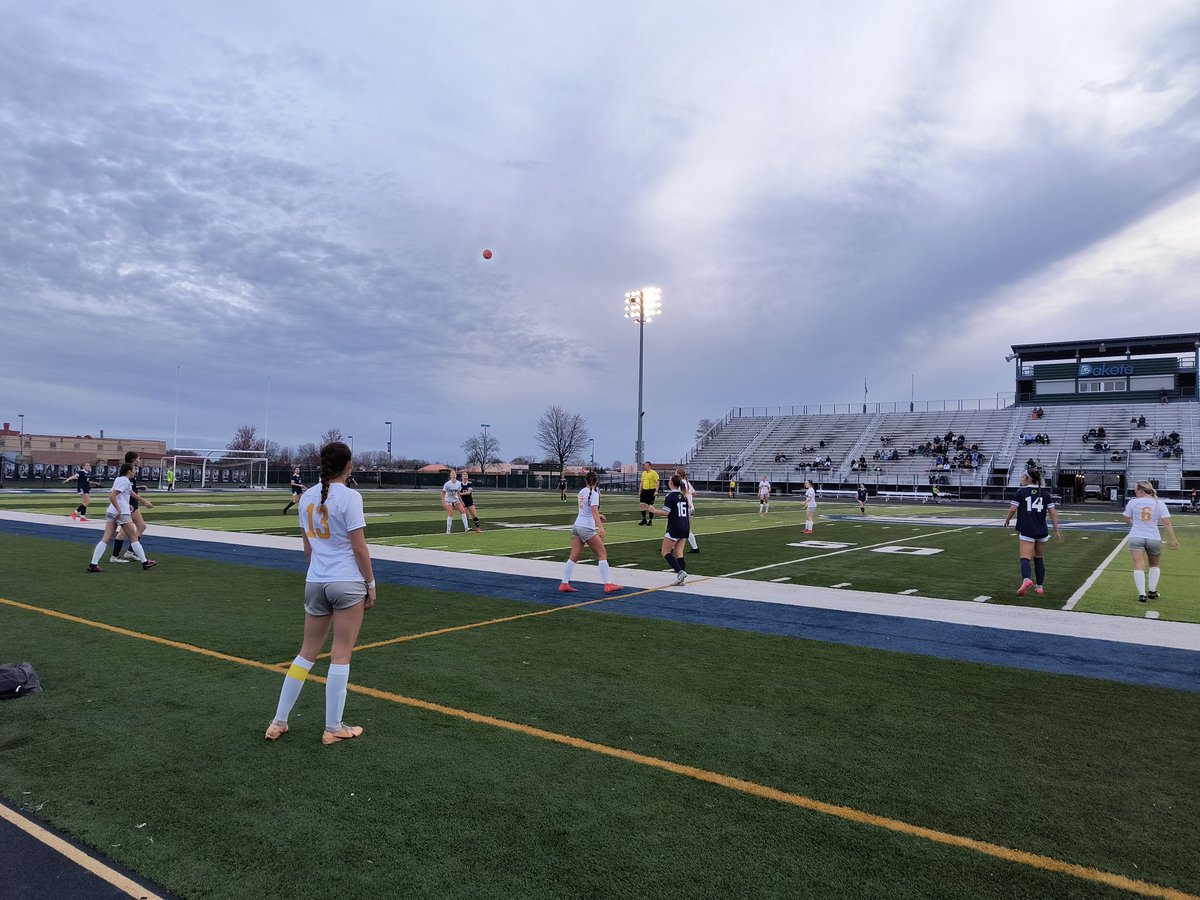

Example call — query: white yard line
[770,577,792,583]
[831,582,851,588]
[899,588,919,595]
[973,596,991,603]
[1062,534,1129,611]
[721,527,970,577]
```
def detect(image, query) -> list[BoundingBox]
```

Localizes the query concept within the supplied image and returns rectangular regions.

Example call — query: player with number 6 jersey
[1001,468,1063,597]
[1123,479,1179,603]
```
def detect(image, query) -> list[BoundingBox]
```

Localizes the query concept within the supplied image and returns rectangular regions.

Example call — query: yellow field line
[2,594,1196,900]
[306,577,717,663]
[0,798,165,899]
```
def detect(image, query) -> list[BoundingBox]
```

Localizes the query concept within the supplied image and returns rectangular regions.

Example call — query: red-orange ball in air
[482,249,493,260]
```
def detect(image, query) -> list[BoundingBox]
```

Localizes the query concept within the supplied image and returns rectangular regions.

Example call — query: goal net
[163,450,269,490]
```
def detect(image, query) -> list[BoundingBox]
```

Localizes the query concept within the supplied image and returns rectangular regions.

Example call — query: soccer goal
[163,450,269,490]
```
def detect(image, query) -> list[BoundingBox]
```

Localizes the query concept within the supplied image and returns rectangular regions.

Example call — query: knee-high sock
[688,532,698,549]
[129,541,147,563]
[562,559,575,583]
[1148,567,1161,591]
[273,656,314,724]
[597,560,611,583]
[112,538,124,557]
[90,541,107,565]
[1133,570,1146,594]
[664,553,680,573]
[1033,558,1045,585]
[677,553,687,573]
[461,513,470,531]
[446,516,452,534]
[1020,558,1032,581]
[325,662,350,730]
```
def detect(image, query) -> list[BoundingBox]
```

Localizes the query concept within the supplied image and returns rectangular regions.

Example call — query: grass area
[1,532,1198,899]
[1075,521,1200,619]
[3,487,1195,621]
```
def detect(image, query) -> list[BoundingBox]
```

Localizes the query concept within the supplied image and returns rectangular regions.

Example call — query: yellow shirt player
[638,462,660,525]
[729,477,736,498]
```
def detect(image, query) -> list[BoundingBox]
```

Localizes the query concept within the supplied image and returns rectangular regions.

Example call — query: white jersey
[442,479,462,504]
[106,475,133,516]
[1124,496,1171,542]
[299,482,367,583]
[574,486,601,528]
[758,479,771,498]
[679,477,695,512]
[805,486,816,507]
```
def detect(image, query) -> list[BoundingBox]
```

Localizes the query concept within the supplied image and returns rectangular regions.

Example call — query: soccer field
[2,488,1196,621]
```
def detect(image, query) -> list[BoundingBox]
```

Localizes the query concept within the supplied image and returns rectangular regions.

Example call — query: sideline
[1,595,1195,900]
[1063,534,1130,611]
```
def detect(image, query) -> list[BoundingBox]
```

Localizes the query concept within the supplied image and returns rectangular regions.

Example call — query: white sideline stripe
[770,577,792,583]
[831,582,851,588]
[899,589,919,595]
[617,563,638,568]
[973,596,991,603]
[533,555,554,560]
[721,527,969,577]
[1146,611,1161,619]
[3,511,1200,652]
[1062,535,1129,611]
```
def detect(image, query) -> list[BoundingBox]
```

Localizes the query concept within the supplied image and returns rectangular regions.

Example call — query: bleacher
[847,409,1016,487]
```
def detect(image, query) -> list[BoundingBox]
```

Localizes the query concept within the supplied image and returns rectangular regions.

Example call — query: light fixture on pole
[349,435,354,455]
[384,421,392,459]
[17,414,24,461]
[588,437,595,467]
[623,287,662,469]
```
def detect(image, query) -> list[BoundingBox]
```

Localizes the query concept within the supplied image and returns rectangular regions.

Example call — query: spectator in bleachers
[1138,415,1147,428]
[1132,439,1142,451]
[1097,426,1107,439]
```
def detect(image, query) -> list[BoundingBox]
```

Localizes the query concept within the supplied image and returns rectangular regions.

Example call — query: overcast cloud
[2,0,1198,465]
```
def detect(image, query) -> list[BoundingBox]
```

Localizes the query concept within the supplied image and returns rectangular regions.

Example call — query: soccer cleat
[674,571,687,586]
[264,722,289,741]
[86,563,103,573]
[123,550,137,560]
[689,547,700,554]
[1147,591,1159,600]
[803,529,813,534]
[109,556,131,564]
[602,583,623,594]
[1016,578,1034,596]
[1138,594,1148,603]
[1034,586,1044,595]
[475,527,481,533]
[78,515,88,522]
[558,583,577,593]
[142,560,157,571]
[322,724,363,745]
[70,511,78,520]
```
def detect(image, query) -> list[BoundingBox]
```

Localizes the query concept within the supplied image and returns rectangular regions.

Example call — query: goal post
[164,449,269,490]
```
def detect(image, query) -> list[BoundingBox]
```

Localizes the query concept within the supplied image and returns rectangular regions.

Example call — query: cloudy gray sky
[3,1,1198,465]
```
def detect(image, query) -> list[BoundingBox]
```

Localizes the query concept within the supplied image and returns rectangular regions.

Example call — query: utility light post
[349,435,354,456]
[17,414,24,462]
[589,437,595,467]
[623,287,662,470]
[385,421,392,460]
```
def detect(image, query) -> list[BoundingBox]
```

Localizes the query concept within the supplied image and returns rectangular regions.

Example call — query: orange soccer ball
[482,249,493,260]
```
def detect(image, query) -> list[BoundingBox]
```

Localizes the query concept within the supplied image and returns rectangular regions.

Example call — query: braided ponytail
[318,441,352,512]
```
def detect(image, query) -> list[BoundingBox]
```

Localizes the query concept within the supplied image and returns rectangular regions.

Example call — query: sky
[2,0,1198,467]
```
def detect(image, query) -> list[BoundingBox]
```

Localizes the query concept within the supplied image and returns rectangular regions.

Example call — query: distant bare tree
[354,450,390,469]
[509,455,535,465]
[296,442,320,467]
[612,459,622,470]
[319,428,344,447]
[462,429,502,473]
[536,406,590,476]
[393,457,428,470]
[695,418,718,442]
[227,424,260,452]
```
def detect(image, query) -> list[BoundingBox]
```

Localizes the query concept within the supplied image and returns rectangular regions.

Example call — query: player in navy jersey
[65,463,94,521]
[1001,468,1063,596]
[856,483,868,516]
[460,471,481,532]
[654,474,691,585]
[283,467,305,515]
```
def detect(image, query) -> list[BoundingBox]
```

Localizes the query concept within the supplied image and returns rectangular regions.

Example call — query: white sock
[461,514,470,531]
[598,560,611,583]
[562,559,575,583]
[90,541,107,565]
[273,655,314,724]
[446,516,452,534]
[688,532,698,549]
[1133,570,1146,595]
[1148,567,1161,591]
[129,541,147,563]
[807,518,813,530]
[325,662,350,730]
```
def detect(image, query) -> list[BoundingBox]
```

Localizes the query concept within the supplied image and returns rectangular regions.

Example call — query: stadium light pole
[624,287,662,469]
[589,437,595,467]
[17,414,24,462]
[349,435,354,456]
[384,422,392,460]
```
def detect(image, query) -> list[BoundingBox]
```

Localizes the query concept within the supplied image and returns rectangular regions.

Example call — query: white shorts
[304,581,367,617]
[759,494,769,501]
[1128,537,1162,554]
[1018,534,1050,544]
[572,525,598,542]
[106,511,133,527]
[806,502,817,511]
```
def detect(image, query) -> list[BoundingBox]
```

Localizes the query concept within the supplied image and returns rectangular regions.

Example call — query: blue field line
[3,519,1198,693]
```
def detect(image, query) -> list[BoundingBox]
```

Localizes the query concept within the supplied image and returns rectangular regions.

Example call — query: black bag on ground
[0,662,42,699]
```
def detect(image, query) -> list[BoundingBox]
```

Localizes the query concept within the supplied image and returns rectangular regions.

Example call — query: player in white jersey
[803,480,816,534]
[1123,479,1179,603]
[674,467,699,553]
[559,471,621,594]
[266,441,376,745]
[85,462,156,572]
[757,476,771,515]
[441,468,470,534]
